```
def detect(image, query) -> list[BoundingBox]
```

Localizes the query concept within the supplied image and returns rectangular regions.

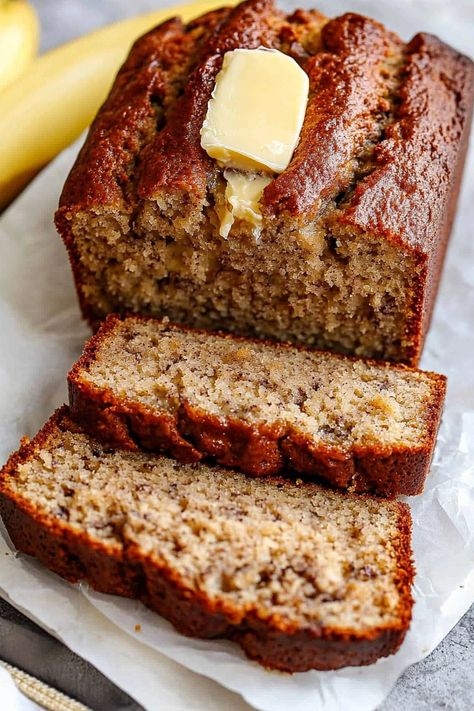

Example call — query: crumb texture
[79,318,440,451]
[4,417,411,633]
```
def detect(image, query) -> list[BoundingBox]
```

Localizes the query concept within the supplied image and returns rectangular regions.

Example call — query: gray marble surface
[1,1,472,709]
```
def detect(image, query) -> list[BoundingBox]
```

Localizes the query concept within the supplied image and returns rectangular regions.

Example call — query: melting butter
[218,170,272,238]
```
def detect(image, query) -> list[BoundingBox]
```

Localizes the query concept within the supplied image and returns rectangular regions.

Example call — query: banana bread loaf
[0,407,414,672]
[55,0,474,365]
[68,315,446,497]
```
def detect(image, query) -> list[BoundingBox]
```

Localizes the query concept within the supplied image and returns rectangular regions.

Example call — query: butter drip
[218,170,272,238]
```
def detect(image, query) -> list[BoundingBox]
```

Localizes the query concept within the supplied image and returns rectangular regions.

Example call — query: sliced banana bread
[69,315,446,497]
[55,0,474,365]
[0,407,414,672]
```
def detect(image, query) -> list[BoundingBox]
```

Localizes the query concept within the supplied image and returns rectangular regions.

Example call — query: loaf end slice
[68,315,446,497]
[0,407,414,672]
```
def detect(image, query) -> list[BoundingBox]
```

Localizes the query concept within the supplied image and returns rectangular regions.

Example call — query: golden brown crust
[338,33,474,362]
[137,0,282,203]
[0,408,414,672]
[57,8,230,212]
[340,33,474,252]
[68,315,446,497]
[261,12,400,216]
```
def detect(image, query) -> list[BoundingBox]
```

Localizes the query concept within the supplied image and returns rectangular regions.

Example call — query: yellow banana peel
[0,0,39,92]
[0,0,235,210]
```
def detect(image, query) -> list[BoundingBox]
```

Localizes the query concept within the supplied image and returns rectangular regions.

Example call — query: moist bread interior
[11,423,407,630]
[81,319,436,451]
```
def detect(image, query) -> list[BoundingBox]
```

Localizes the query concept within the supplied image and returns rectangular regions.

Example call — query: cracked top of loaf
[58,0,473,257]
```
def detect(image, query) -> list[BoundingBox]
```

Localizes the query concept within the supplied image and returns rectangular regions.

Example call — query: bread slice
[0,407,414,672]
[55,0,474,365]
[68,315,446,497]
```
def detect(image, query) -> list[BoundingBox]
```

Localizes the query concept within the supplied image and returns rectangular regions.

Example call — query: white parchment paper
[0,2,473,709]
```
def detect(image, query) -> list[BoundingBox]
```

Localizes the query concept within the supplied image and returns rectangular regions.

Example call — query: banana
[0,0,235,210]
[0,0,38,92]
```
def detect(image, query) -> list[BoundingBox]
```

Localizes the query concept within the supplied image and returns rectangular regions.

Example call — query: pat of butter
[219,170,272,238]
[201,48,309,173]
